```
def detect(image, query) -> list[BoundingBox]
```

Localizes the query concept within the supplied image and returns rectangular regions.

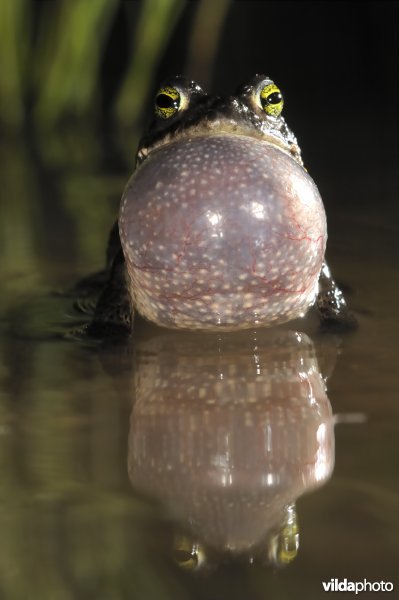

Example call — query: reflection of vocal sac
[128,328,335,568]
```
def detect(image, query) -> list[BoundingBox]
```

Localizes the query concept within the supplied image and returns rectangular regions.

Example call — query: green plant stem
[114,0,186,127]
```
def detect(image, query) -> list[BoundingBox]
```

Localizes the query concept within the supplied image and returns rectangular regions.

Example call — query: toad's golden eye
[155,86,181,119]
[260,83,284,117]
[172,535,206,571]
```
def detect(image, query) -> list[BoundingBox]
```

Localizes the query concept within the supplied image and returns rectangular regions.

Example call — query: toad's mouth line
[137,128,301,167]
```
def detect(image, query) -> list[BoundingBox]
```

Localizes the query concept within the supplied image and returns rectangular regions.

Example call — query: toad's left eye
[260,83,284,117]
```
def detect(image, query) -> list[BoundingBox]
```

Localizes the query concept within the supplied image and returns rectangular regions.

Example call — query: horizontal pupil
[267,92,282,104]
[156,94,176,109]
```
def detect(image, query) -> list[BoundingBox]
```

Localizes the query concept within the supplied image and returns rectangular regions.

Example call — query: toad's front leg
[316,261,357,330]
[88,248,133,336]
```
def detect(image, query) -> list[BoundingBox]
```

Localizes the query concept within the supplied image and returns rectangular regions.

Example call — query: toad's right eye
[259,83,284,117]
[154,86,181,119]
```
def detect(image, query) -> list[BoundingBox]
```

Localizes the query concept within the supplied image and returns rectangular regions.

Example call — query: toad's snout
[119,134,327,330]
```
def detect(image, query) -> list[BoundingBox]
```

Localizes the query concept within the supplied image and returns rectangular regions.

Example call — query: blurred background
[0,2,398,599]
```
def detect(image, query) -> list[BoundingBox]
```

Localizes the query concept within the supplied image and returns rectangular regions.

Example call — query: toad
[90,75,354,333]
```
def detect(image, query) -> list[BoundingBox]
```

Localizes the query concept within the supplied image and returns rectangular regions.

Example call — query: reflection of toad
[89,75,354,334]
[127,327,336,569]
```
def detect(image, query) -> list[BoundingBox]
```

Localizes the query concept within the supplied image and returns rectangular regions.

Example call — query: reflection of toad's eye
[260,83,284,117]
[155,86,181,119]
[172,535,206,571]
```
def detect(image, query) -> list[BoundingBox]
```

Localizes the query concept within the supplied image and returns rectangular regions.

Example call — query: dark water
[0,137,398,600]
